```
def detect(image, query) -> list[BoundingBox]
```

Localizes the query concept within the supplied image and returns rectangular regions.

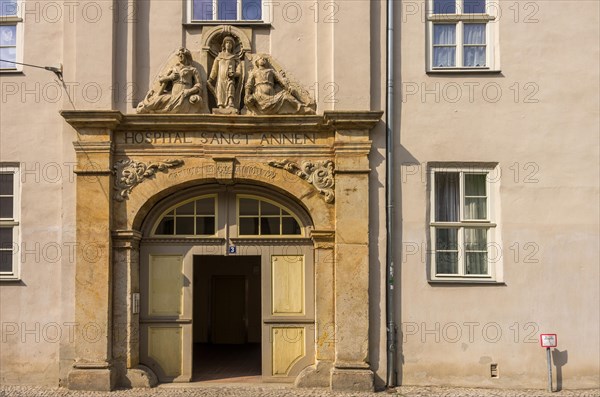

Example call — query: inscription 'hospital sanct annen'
[123,132,318,145]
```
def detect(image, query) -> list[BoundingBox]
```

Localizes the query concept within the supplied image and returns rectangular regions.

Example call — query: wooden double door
[139,245,315,383]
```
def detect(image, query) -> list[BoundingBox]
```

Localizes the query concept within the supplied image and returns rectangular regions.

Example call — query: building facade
[0,0,598,392]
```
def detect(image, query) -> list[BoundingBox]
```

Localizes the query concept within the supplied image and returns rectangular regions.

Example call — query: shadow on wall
[552,349,568,392]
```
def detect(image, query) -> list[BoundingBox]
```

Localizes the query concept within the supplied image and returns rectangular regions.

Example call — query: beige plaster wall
[392,0,600,389]
[0,0,598,390]
[0,2,75,385]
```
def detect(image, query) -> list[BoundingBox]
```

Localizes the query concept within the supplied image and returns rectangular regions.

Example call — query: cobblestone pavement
[1,384,599,397]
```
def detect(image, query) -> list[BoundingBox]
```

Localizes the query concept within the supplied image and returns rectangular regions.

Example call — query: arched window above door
[237,195,302,236]
[152,195,217,236]
[146,187,308,239]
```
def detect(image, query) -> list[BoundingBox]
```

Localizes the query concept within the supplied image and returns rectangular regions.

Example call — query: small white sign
[540,334,557,347]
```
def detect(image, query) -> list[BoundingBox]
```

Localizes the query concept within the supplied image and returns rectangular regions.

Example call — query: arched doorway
[138,184,315,383]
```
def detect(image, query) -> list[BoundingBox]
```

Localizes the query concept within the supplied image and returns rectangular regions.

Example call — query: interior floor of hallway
[192,343,262,383]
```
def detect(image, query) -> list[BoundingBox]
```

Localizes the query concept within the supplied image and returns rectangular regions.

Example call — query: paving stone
[1,385,599,397]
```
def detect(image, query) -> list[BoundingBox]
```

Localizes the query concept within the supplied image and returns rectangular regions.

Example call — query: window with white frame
[0,0,22,71]
[0,165,20,280]
[189,0,268,23]
[430,167,501,281]
[427,0,498,71]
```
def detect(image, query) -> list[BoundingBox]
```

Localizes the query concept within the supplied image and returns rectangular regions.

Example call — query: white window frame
[186,0,272,24]
[429,165,503,283]
[0,0,24,72]
[426,0,500,72]
[0,164,20,280]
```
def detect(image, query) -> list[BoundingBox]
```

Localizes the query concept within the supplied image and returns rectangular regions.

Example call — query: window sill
[183,21,271,27]
[0,16,23,23]
[427,68,502,75]
[0,275,21,282]
[0,70,24,75]
[429,279,505,285]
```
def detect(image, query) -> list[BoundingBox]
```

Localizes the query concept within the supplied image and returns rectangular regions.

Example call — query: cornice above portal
[61,110,383,134]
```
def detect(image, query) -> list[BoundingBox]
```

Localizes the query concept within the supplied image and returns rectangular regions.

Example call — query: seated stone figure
[136,47,204,114]
[244,55,316,115]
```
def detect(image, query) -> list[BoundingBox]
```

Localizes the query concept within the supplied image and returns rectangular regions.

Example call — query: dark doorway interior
[192,256,262,382]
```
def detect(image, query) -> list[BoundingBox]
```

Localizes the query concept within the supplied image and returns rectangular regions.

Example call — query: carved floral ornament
[136,26,316,116]
[113,159,184,201]
[267,160,335,204]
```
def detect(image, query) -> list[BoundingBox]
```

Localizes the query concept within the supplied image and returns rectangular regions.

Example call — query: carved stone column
[63,111,121,391]
[327,112,379,391]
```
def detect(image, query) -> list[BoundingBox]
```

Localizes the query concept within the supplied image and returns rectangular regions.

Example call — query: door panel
[149,255,183,316]
[140,251,193,382]
[262,252,315,381]
[271,326,305,376]
[271,255,304,315]
[147,326,182,377]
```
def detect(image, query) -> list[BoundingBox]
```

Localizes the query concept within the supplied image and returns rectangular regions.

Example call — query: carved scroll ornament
[113,159,184,201]
[267,159,335,203]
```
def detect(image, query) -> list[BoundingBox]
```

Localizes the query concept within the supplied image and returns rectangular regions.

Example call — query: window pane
[282,217,301,235]
[433,25,456,67]
[435,172,459,221]
[0,25,16,46]
[436,252,458,274]
[464,228,487,250]
[239,198,258,215]
[464,24,486,44]
[155,217,174,235]
[433,0,455,14]
[0,250,13,273]
[0,197,13,218]
[464,198,486,219]
[218,0,237,20]
[175,217,194,235]
[0,0,17,16]
[193,0,214,20]
[176,201,195,215]
[0,173,14,195]
[0,47,16,69]
[464,24,486,67]
[463,0,486,14]
[239,217,259,235]
[433,47,456,67]
[433,24,456,44]
[466,253,488,274]
[0,227,12,248]
[261,217,280,235]
[196,198,214,216]
[196,217,215,235]
[464,47,486,67]
[465,174,486,196]
[436,228,458,250]
[261,201,280,216]
[242,0,261,19]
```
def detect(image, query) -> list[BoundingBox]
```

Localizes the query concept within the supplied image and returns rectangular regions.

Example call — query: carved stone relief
[267,160,334,203]
[207,35,245,114]
[244,54,316,115]
[136,48,206,114]
[136,26,316,115]
[113,159,184,201]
